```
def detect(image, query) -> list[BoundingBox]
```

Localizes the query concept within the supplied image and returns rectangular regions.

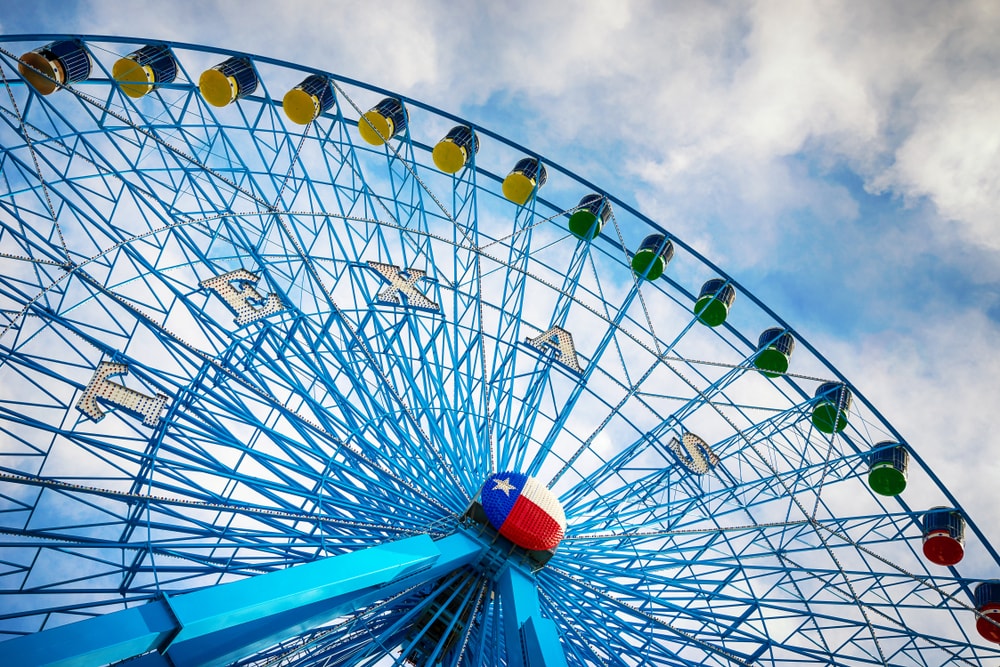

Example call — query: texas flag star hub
[481,472,566,551]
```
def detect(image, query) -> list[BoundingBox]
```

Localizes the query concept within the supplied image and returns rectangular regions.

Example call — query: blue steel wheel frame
[0,34,999,667]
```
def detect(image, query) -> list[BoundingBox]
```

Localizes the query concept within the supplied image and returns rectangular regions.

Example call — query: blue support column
[0,532,484,667]
[0,602,178,667]
[498,564,569,667]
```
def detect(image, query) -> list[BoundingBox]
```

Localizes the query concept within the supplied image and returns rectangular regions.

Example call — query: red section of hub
[499,494,564,551]
[480,472,566,551]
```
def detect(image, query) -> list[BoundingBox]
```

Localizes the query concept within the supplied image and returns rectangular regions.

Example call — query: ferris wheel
[0,34,999,666]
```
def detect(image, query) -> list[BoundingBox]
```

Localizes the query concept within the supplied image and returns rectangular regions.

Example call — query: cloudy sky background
[2,0,999,552]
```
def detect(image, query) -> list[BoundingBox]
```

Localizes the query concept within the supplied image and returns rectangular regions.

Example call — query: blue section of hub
[482,471,528,530]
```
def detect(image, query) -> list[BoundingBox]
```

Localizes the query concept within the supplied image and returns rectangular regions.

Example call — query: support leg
[0,532,484,667]
[498,564,569,667]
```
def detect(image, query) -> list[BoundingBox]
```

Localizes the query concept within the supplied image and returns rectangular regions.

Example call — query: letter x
[367,261,439,311]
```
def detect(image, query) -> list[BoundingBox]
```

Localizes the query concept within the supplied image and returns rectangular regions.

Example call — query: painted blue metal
[1,601,178,667]
[0,532,483,667]
[163,532,484,666]
[499,564,568,667]
[1,33,999,666]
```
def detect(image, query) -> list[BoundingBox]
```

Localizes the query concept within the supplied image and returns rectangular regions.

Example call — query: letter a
[76,362,168,426]
[667,432,720,474]
[200,269,285,326]
[526,326,583,373]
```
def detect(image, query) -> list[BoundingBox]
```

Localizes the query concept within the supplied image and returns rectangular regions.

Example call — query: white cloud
[818,308,1000,525]
[400,0,1000,261]
[876,82,1000,248]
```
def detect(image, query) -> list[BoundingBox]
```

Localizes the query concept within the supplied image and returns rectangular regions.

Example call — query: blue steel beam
[498,564,569,667]
[0,532,484,667]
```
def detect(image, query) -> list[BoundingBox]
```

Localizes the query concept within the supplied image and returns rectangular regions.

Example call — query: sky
[1,0,999,571]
